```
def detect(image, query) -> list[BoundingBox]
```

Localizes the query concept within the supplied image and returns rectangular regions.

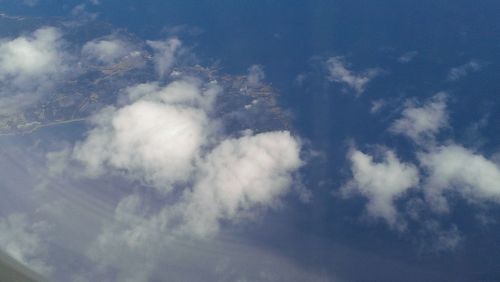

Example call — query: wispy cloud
[447,60,481,81]
[326,56,380,95]
[246,64,265,88]
[147,38,183,78]
[0,214,52,275]
[398,51,418,63]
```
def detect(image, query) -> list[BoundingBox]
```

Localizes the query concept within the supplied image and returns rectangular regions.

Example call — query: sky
[1,1,500,281]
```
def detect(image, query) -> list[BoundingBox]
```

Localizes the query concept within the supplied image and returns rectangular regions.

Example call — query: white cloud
[126,79,217,111]
[342,91,500,245]
[73,76,303,232]
[370,99,386,114]
[87,130,302,279]
[69,83,303,281]
[342,148,419,228]
[326,56,380,95]
[82,38,133,64]
[0,27,69,115]
[447,60,481,81]
[87,194,164,282]
[398,51,418,63]
[178,131,302,237]
[0,22,307,279]
[73,80,219,193]
[422,220,462,252]
[390,92,448,144]
[65,71,305,279]
[418,144,500,213]
[246,65,265,88]
[0,27,66,85]
[0,19,309,281]
[147,38,182,78]
[0,214,52,275]
[71,4,98,22]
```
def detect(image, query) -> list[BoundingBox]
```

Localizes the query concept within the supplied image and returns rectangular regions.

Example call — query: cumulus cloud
[447,60,481,81]
[68,75,304,280]
[82,37,133,64]
[418,144,500,213]
[342,148,419,228]
[0,27,69,115]
[390,92,448,144]
[326,56,380,95]
[73,80,219,193]
[87,130,302,280]
[0,22,305,279]
[344,92,500,248]
[178,131,302,237]
[147,38,182,78]
[73,77,303,233]
[0,27,66,84]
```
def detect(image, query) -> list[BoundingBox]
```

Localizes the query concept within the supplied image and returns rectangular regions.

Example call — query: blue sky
[1,1,500,281]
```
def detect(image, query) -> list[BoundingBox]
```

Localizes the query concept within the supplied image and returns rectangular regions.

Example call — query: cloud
[0,27,67,85]
[73,80,219,193]
[246,64,265,88]
[72,76,303,232]
[178,131,302,237]
[447,60,481,81]
[390,94,500,214]
[326,56,380,95]
[86,194,165,282]
[21,0,38,6]
[87,130,302,280]
[0,27,70,115]
[147,38,182,78]
[66,72,304,279]
[398,51,418,63]
[420,220,462,252]
[418,144,500,213]
[341,148,419,228]
[0,214,52,275]
[125,79,217,111]
[343,92,500,248]
[71,4,98,22]
[390,92,448,144]
[0,22,306,280]
[82,37,134,64]
[370,99,386,114]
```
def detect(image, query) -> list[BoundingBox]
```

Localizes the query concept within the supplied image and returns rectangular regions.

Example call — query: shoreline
[0,118,87,137]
